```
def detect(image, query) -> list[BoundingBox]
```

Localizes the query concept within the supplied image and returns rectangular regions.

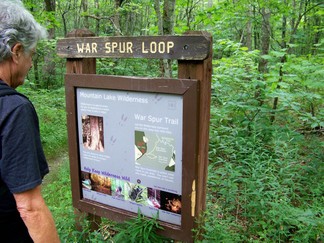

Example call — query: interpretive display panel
[78,88,183,225]
[65,74,199,230]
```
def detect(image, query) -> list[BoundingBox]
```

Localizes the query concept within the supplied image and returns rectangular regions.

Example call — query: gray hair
[0,0,47,62]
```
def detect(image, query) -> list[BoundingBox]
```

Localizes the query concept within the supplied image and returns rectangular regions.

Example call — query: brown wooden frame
[65,74,199,241]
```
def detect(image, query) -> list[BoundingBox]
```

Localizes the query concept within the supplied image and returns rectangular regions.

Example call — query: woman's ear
[11,43,23,64]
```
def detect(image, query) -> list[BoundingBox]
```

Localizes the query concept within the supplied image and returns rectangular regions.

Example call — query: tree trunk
[81,0,89,29]
[162,0,175,78]
[253,5,259,50]
[114,0,123,35]
[153,0,164,76]
[163,0,175,36]
[62,11,68,37]
[185,0,194,29]
[270,4,287,124]
[208,0,213,8]
[44,0,56,38]
[141,5,151,36]
[312,15,321,55]
[153,0,163,35]
[153,0,176,78]
[270,56,286,123]
[95,0,100,35]
[42,0,56,89]
[255,7,271,105]
[246,7,253,51]
[258,8,271,73]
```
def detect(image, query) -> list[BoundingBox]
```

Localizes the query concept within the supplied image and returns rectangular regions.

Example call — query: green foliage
[22,1,323,241]
[17,86,67,159]
[29,39,66,89]
[34,43,323,242]
[23,1,60,29]
[206,126,324,241]
[97,58,160,77]
[205,39,324,242]
[113,210,168,243]
[281,54,324,129]
[42,158,75,240]
[42,159,107,243]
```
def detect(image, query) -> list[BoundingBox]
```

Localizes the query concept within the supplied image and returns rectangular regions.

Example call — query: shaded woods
[21,0,323,242]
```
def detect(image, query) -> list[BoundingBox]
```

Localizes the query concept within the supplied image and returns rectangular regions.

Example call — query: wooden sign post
[57,29,212,242]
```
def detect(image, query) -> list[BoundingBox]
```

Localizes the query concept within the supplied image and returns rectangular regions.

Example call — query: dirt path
[42,152,69,186]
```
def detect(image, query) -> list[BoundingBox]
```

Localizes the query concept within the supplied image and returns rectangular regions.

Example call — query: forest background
[17,0,323,242]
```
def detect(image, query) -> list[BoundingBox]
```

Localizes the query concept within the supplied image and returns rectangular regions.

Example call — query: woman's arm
[13,185,60,243]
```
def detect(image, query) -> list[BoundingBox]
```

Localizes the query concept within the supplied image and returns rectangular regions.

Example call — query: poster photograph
[76,88,183,225]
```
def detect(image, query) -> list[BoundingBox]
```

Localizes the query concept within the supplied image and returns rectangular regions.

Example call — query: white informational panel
[76,88,183,225]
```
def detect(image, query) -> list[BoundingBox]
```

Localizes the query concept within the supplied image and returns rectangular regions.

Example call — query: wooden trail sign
[58,29,212,243]
[57,34,210,60]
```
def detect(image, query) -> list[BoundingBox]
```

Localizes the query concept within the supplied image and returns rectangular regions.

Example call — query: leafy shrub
[113,210,169,243]
[205,40,324,241]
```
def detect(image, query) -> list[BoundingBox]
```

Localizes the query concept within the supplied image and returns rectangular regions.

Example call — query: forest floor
[42,152,68,186]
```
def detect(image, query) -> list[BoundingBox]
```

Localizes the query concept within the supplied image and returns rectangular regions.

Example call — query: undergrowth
[35,40,324,242]
[37,84,323,242]
[201,42,324,242]
[205,122,324,241]
[113,210,168,243]
[17,86,67,159]
[42,157,108,242]
[42,157,169,242]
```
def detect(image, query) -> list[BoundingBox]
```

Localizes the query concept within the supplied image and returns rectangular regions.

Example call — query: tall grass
[202,40,324,242]
[42,157,110,242]
[205,120,323,241]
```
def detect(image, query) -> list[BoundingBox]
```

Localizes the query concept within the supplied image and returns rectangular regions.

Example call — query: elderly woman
[0,1,59,242]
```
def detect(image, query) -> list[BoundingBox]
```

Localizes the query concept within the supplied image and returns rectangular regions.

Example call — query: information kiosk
[57,29,212,242]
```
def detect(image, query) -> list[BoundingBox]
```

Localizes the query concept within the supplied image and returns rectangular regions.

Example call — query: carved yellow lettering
[142,42,148,54]
[119,42,127,53]
[92,43,97,53]
[105,42,111,53]
[150,42,157,53]
[167,41,174,53]
[85,43,91,53]
[77,42,99,53]
[127,42,133,53]
[141,41,174,54]
[77,43,84,53]
[119,42,125,53]
[112,42,118,52]
[158,42,165,53]
[105,42,133,53]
